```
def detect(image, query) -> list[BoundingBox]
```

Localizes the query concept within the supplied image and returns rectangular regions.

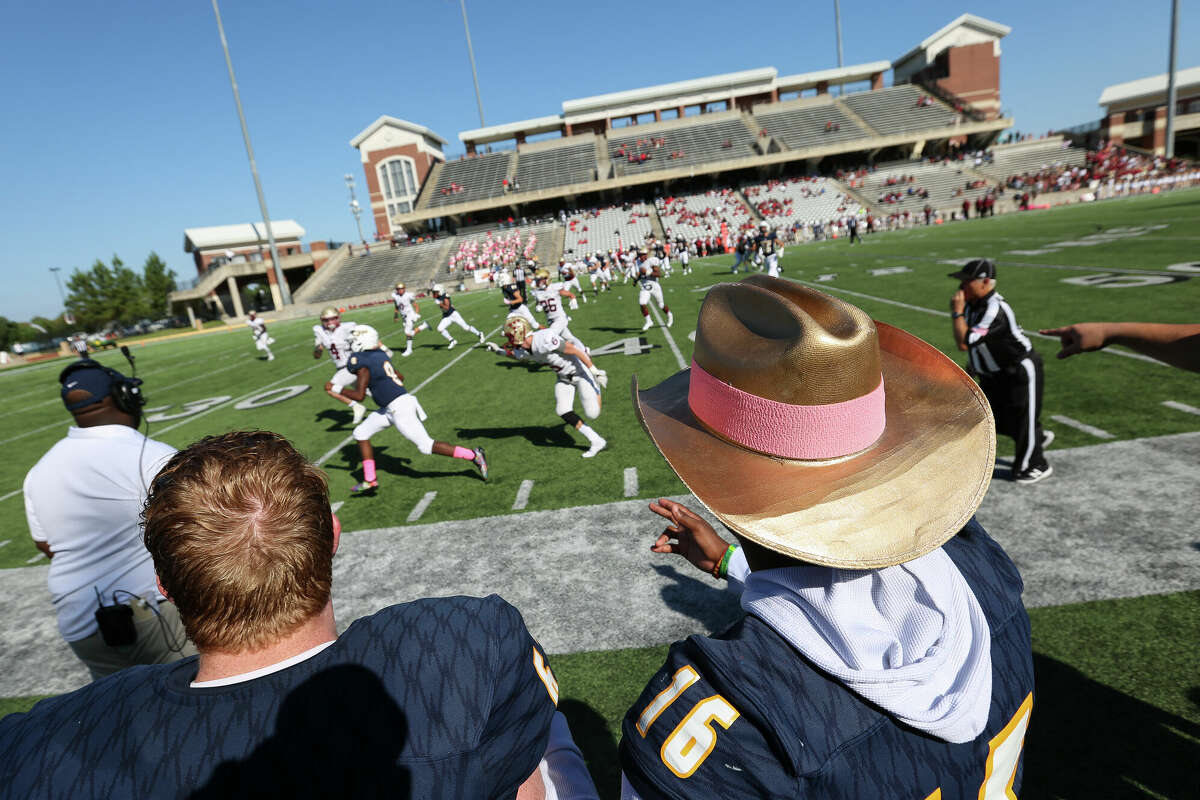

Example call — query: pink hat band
[687,360,886,460]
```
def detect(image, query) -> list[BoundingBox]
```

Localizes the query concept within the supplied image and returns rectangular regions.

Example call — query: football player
[532,269,588,352]
[636,250,674,331]
[313,307,368,424]
[342,325,488,493]
[757,221,781,277]
[558,261,586,308]
[677,237,692,275]
[431,284,485,350]
[485,317,607,458]
[390,282,430,357]
[500,271,541,331]
[246,310,275,361]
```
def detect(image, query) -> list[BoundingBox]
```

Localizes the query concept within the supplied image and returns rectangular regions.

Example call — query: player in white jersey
[620,250,636,283]
[636,251,674,331]
[559,262,586,308]
[245,311,275,361]
[532,269,588,352]
[313,307,368,424]
[431,284,485,350]
[676,238,692,275]
[485,316,608,458]
[390,282,430,356]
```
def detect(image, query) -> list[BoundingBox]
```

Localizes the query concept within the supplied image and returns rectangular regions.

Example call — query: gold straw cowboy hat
[633,275,995,569]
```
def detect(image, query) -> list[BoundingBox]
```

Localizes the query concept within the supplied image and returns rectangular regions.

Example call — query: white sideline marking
[0,488,22,502]
[315,327,501,468]
[26,554,44,564]
[407,491,437,522]
[330,501,345,514]
[795,280,1169,365]
[0,540,9,549]
[647,306,687,370]
[513,480,534,511]
[0,418,68,447]
[1050,414,1115,439]
[1163,401,1200,417]
[623,468,639,498]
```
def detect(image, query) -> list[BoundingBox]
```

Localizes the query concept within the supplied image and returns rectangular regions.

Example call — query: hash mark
[407,491,437,522]
[624,468,639,498]
[1049,414,1114,439]
[513,480,534,511]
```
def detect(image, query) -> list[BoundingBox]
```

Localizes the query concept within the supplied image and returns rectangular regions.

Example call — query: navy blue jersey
[620,519,1033,799]
[0,595,558,800]
[436,295,455,318]
[502,282,526,308]
[347,348,407,409]
[757,231,777,256]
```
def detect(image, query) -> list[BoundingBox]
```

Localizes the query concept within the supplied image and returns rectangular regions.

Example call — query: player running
[532,269,588,352]
[246,310,275,361]
[500,270,541,331]
[676,237,692,275]
[342,325,488,493]
[431,284,485,350]
[391,282,430,357]
[636,250,674,331]
[485,316,608,458]
[757,221,781,277]
[313,307,368,424]
[558,260,586,307]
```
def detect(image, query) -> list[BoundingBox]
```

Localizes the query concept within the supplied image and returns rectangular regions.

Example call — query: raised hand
[648,498,731,578]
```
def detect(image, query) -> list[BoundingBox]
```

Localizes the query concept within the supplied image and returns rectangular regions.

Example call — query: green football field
[1,189,1198,796]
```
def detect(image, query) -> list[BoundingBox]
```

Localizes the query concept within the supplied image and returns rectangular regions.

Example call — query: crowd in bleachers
[563,203,655,254]
[448,228,540,273]
[655,189,755,242]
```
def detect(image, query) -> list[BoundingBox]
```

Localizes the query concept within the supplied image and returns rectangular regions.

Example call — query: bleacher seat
[841,85,959,136]
[562,204,653,256]
[423,151,514,208]
[864,161,992,213]
[974,139,1088,182]
[515,142,597,192]
[609,117,756,176]
[754,103,868,151]
[656,190,755,241]
[744,178,862,226]
[302,240,449,304]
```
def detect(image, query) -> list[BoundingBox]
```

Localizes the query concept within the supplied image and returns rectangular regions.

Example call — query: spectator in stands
[0,431,598,798]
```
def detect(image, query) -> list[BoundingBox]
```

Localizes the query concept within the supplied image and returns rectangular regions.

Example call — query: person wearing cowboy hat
[619,275,1034,798]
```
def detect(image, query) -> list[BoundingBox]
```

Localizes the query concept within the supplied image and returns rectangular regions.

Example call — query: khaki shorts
[67,599,197,682]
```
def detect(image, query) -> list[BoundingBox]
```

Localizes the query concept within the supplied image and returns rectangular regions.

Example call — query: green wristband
[717,545,738,579]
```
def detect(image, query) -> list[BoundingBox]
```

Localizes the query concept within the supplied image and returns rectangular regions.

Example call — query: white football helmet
[350,324,380,352]
[432,283,445,297]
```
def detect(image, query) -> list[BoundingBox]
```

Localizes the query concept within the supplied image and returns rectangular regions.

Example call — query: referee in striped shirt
[950,258,1052,484]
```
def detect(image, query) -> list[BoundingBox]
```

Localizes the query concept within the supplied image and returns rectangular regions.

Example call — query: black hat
[947,258,996,281]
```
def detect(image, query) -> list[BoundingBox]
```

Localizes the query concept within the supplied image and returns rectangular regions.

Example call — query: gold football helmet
[533,268,551,289]
[504,316,533,345]
[395,282,406,291]
[320,307,340,331]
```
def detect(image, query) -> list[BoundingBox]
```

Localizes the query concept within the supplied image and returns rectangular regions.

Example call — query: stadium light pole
[48,267,65,305]
[1164,0,1179,158]
[345,174,366,243]
[211,0,292,306]
[459,0,486,128]
[834,0,844,69]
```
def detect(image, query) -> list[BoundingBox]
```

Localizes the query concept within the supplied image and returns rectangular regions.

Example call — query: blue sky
[1,0,1195,321]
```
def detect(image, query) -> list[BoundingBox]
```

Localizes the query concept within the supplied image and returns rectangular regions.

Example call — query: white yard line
[647,306,687,370]
[512,480,534,511]
[155,361,331,436]
[623,467,639,498]
[0,488,24,502]
[0,541,9,549]
[794,280,1168,366]
[1050,414,1115,439]
[315,326,501,468]
[26,554,44,564]
[1163,400,1200,416]
[0,418,68,447]
[407,491,438,522]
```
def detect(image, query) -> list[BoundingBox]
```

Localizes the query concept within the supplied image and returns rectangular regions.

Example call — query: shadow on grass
[650,563,742,633]
[590,326,643,334]
[456,424,579,450]
[371,446,480,482]
[559,699,620,798]
[1023,653,1200,799]
[314,408,354,431]
[489,360,543,372]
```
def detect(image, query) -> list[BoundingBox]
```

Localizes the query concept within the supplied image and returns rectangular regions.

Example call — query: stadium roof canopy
[183,221,306,252]
[350,116,448,148]
[893,13,1011,71]
[1099,66,1200,110]
[460,62,891,146]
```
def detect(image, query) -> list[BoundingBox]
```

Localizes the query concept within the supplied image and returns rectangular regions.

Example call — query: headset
[59,347,145,416]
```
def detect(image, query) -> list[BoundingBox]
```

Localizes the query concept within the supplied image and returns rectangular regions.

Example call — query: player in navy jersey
[0,431,598,799]
[340,325,487,492]
[622,276,1033,799]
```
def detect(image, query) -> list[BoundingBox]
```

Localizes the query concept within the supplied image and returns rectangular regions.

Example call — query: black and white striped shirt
[964,290,1034,374]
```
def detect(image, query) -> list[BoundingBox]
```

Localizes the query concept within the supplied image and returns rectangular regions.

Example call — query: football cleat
[1014,465,1052,484]
[472,446,489,481]
[351,402,366,424]
[592,369,608,389]
[641,317,652,331]
[350,479,378,494]
[320,308,340,331]
[582,437,607,458]
[477,331,486,344]
[665,311,674,327]
[447,339,457,350]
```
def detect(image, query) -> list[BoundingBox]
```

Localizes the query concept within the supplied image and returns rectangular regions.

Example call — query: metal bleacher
[841,85,959,137]
[753,102,869,151]
[655,190,755,241]
[423,151,514,209]
[744,178,862,226]
[864,161,992,213]
[562,204,654,256]
[609,117,757,176]
[974,138,1088,182]
[515,141,597,192]
[299,239,449,304]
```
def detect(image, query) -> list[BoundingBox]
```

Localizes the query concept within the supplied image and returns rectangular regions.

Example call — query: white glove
[484,341,502,353]
[592,368,608,389]
[568,298,579,310]
[382,345,394,358]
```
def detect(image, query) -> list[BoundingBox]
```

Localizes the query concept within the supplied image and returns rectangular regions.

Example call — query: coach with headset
[23,358,196,681]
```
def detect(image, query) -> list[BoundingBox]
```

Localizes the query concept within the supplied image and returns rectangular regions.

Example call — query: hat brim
[632,322,995,569]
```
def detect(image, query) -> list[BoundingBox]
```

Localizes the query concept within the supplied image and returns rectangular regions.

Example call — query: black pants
[978,351,1048,475]
[848,227,861,243]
